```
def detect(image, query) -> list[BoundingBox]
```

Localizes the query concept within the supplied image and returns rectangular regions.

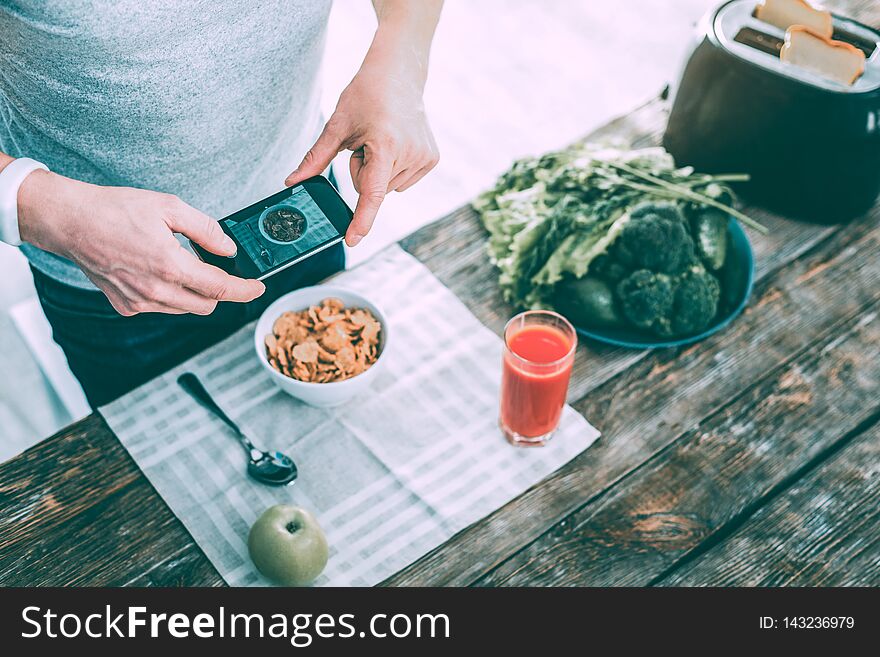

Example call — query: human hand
[284,42,439,246]
[18,171,265,316]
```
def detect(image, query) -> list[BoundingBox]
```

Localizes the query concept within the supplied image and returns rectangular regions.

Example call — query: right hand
[17,170,265,316]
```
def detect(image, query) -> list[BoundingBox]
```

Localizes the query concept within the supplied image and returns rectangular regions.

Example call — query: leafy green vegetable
[474,141,762,314]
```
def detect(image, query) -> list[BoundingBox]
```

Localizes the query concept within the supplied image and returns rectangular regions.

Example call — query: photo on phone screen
[226,185,340,275]
[190,176,353,281]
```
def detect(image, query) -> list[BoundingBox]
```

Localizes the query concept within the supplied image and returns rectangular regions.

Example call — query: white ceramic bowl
[254,285,388,407]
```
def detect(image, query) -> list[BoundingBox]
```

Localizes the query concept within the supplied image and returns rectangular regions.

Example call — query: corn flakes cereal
[265,297,382,383]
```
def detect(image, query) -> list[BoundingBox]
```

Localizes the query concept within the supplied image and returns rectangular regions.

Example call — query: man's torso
[0,0,331,287]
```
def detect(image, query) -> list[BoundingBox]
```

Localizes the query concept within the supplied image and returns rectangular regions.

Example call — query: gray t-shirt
[0,0,331,289]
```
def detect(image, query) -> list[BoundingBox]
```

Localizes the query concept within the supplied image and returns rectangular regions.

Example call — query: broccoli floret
[589,253,629,283]
[630,201,685,224]
[671,265,721,335]
[616,269,674,335]
[616,265,721,338]
[613,201,696,274]
[596,201,725,338]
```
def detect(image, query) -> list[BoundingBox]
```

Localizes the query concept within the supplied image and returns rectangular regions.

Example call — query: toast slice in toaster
[755,0,833,38]
[780,26,866,85]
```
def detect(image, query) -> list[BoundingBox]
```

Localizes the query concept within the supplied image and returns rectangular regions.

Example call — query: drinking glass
[499,310,576,447]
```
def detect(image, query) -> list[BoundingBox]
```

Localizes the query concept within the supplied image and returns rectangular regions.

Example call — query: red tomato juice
[500,323,574,441]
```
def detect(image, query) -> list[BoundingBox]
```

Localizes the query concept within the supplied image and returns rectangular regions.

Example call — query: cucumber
[719,239,745,313]
[692,209,729,271]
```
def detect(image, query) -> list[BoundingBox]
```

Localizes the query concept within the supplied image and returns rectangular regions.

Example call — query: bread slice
[780,26,866,85]
[755,0,833,38]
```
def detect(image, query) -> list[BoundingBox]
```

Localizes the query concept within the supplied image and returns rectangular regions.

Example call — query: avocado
[554,276,623,329]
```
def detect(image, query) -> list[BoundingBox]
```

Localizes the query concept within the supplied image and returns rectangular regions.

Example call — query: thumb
[285,120,344,187]
[167,204,236,257]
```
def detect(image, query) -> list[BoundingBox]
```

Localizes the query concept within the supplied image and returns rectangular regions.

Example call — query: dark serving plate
[574,218,755,349]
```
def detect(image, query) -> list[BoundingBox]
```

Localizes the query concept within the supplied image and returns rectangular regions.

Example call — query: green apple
[248,505,329,586]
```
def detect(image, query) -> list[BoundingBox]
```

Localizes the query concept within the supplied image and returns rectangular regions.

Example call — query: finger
[348,148,366,191]
[396,150,440,192]
[148,306,189,315]
[166,201,236,257]
[122,279,214,316]
[101,286,145,317]
[175,250,266,303]
[151,284,219,316]
[83,275,168,317]
[285,120,344,187]
[395,163,434,192]
[347,146,394,247]
[110,293,188,317]
[387,168,412,193]
[350,147,405,193]
[89,263,211,316]
[131,303,189,316]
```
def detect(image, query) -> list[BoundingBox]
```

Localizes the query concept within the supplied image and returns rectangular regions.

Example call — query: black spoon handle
[177,372,244,438]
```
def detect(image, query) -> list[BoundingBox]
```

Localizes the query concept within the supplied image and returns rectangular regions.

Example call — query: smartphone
[190,175,353,280]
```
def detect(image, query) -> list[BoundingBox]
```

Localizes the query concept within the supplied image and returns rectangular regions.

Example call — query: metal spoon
[246,224,274,267]
[177,372,297,486]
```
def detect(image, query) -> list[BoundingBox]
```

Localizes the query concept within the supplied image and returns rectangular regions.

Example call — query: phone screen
[224,185,341,276]
[191,176,352,280]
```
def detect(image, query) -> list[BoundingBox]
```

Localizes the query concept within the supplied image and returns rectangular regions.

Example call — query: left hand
[284,56,439,247]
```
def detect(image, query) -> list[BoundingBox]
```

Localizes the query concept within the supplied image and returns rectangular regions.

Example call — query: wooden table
[2,10,879,585]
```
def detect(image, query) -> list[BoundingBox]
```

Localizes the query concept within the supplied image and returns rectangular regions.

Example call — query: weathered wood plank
[2,482,222,587]
[659,421,880,587]
[0,416,132,545]
[0,415,223,586]
[387,213,879,586]
[474,306,880,586]
[123,543,222,587]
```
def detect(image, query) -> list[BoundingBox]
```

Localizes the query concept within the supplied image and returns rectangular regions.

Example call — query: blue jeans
[32,242,345,408]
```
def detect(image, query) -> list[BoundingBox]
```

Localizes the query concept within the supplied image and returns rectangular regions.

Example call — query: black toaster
[663,0,880,222]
